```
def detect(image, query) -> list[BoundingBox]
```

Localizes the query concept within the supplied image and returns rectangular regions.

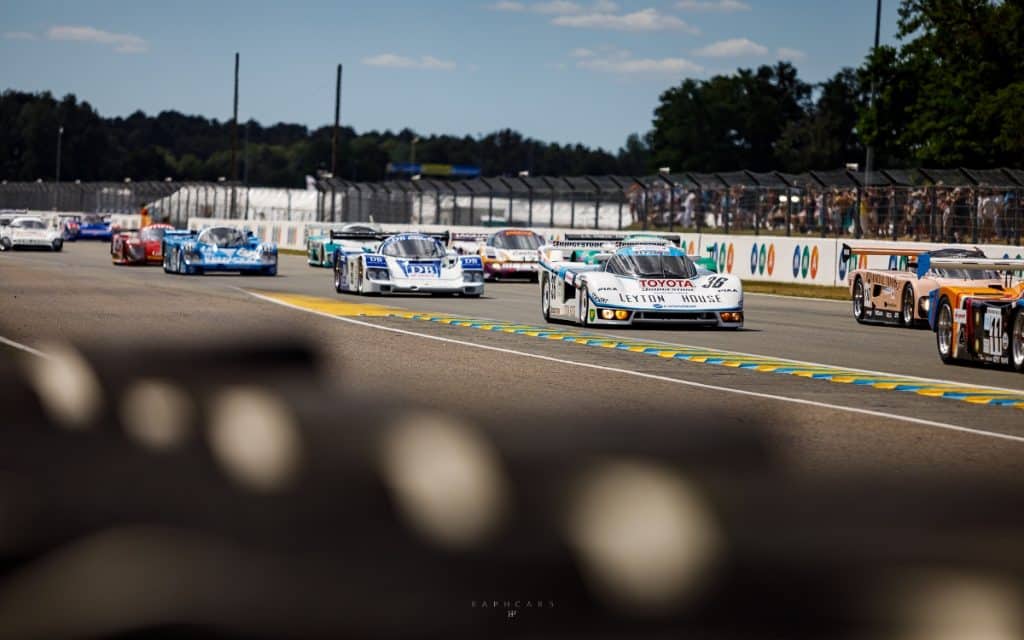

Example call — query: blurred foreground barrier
[0,335,1022,639]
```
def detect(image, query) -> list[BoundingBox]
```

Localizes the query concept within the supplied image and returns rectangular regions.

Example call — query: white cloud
[491,0,618,14]
[490,0,526,10]
[46,25,147,53]
[776,46,806,61]
[570,47,596,58]
[574,48,703,74]
[3,31,37,40]
[553,8,700,33]
[694,37,767,57]
[676,0,750,12]
[362,53,456,71]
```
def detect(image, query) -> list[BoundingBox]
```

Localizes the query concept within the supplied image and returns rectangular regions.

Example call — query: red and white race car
[111,223,176,265]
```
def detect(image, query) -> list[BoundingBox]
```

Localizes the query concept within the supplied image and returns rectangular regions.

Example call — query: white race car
[333,231,485,296]
[0,216,64,252]
[538,240,743,327]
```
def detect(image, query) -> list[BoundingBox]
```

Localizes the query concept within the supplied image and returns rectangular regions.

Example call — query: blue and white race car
[78,214,117,240]
[538,239,743,327]
[162,226,278,276]
[332,231,484,296]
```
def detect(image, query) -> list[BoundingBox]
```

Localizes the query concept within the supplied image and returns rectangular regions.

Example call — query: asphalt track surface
[2,242,1022,482]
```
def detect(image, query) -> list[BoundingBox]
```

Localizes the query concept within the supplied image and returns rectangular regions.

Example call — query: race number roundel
[750,244,759,274]
[801,246,810,278]
[759,244,767,275]
[766,244,776,276]
[810,246,819,279]
[726,243,734,273]
[792,245,802,278]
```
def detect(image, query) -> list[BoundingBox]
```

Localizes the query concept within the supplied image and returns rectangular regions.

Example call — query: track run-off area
[2,242,1023,482]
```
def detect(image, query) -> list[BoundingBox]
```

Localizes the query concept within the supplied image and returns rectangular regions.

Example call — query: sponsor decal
[588,308,596,321]
[687,240,696,255]
[365,255,387,267]
[750,244,759,275]
[619,294,666,304]
[640,279,695,290]
[726,243,734,273]
[810,246,819,279]
[983,308,1005,356]
[766,244,775,276]
[702,276,729,289]
[792,246,801,278]
[801,246,810,279]
[460,256,483,269]
[953,309,967,324]
[759,244,767,275]
[403,262,441,278]
[677,294,722,304]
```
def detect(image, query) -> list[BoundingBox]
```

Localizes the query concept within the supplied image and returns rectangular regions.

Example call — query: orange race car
[924,254,1024,372]
[111,223,176,265]
[843,244,1003,327]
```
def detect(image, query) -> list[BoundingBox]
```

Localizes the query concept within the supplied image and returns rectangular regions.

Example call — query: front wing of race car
[337,253,485,295]
[542,264,743,328]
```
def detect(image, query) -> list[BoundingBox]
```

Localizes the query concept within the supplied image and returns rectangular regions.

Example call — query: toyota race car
[0,216,64,251]
[926,254,1024,371]
[162,226,278,275]
[307,223,382,267]
[78,214,117,240]
[539,239,743,327]
[452,229,546,281]
[843,244,1003,327]
[112,223,176,265]
[333,231,484,296]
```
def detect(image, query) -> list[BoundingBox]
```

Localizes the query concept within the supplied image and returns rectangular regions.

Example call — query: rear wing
[917,255,1024,278]
[164,230,195,242]
[840,243,930,263]
[449,231,489,243]
[330,230,387,241]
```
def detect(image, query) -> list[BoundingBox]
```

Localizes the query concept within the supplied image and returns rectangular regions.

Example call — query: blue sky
[2,1,900,151]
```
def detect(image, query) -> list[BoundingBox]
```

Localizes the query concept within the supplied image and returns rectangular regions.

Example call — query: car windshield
[140,227,168,241]
[200,227,247,248]
[611,253,697,278]
[13,219,45,229]
[492,232,543,250]
[381,237,445,259]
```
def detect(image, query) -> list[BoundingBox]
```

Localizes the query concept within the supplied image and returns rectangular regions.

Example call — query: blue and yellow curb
[255,292,1024,410]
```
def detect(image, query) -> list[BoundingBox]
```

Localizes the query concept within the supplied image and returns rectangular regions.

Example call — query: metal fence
[2,167,1021,244]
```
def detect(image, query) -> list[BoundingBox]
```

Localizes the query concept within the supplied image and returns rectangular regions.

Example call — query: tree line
[1,0,1020,188]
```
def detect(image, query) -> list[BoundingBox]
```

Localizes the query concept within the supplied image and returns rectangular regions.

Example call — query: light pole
[54,125,64,211]
[410,136,421,165]
[862,0,882,239]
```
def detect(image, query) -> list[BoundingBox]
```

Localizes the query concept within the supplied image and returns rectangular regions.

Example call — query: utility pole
[862,0,882,238]
[330,63,342,221]
[231,52,239,217]
[54,125,64,211]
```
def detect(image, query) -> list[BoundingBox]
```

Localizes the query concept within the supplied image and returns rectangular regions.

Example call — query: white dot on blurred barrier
[893,573,1023,640]
[22,344,103,429]
[380,412,507,549]
[120,380,193,451]
[207,387,302,492]
[566,461,720,613]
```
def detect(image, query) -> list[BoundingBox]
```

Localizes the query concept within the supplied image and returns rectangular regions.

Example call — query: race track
[2,241,1023,481]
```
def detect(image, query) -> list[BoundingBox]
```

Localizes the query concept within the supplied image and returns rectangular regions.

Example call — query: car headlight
[369,269,389,280]
[465,271,482,283]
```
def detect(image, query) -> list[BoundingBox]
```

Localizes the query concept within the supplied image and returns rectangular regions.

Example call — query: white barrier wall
[186,217,1023,288]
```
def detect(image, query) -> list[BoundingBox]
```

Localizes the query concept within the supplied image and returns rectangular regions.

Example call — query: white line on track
[0,335,52,359]
[244,290,1024,444]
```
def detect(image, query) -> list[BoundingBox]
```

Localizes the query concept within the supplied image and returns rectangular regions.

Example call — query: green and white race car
[307,223,381,267]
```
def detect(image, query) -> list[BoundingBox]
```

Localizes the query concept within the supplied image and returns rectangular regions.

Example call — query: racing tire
[0,237,11,251]
[177,249,188,276]
[1011,309,1024,373]
[578,284,591,327]
[52,239,63,252]
[935,297,955,365]
[163,250,172,273]
[899,284,915,327]
[263,266,277,276]
[334,260,345,293]
[852,277,867,324]
[540,273,552,322]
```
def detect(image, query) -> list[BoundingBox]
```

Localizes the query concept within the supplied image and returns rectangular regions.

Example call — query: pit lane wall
[185,217,1023,287]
